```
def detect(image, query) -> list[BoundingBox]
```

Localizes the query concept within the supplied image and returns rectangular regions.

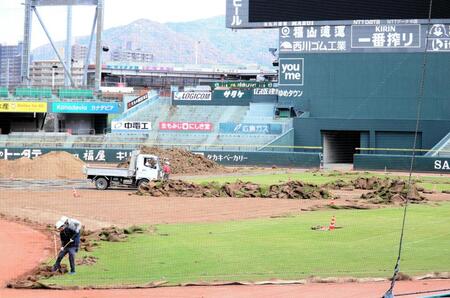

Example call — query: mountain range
[32,16,278,67]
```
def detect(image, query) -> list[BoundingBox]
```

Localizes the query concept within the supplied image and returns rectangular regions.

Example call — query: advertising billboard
[219,123,283,134]
[159,122,213,131]
[111,121,152,133]
[172,92,212,101]
[0,101,47,113]
[51,102,120,114]
[278,24,450,54]
[126,93,149,110]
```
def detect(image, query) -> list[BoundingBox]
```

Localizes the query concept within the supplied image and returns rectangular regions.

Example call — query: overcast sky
[0,0,225,48]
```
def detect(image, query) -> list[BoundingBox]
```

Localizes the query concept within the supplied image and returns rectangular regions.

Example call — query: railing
[113,91,159,121]
[356,147,450,156]
[0,135,323,152]
[425,132,450,157]
[257,128,295,152]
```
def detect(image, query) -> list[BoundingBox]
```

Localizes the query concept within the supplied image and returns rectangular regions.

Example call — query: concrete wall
[354,154,450,173]
[293,118,450,153]
[281,53,450,121]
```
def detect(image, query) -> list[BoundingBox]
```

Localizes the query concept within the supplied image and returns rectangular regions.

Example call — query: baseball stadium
[0,0,449,297]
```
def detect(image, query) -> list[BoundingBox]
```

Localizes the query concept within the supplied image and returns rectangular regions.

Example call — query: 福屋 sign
[51,102,120,114]
[159,122,213,131]
[173,92,212,101]
[111,121,152,133]
[0,101,47,113]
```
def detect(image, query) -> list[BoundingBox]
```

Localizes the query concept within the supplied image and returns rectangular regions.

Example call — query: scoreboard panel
[249,0,450,23]
[227,0,450,29]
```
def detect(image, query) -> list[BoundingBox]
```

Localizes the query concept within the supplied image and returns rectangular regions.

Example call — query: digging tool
[46,237,75,267]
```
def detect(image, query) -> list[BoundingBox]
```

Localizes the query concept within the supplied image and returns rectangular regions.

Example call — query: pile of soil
[7,264,68,289]
[267,181,333,200]
[0,151,85,180]
[361,180,426,204]
[324,177,427,205]
[324,177,389,190]
[80,225,147,252]
[76,255,98,266]
[137,179,333,200]
[119,146,226,175]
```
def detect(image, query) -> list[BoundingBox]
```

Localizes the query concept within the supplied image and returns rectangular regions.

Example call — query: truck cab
[136,154,162,183]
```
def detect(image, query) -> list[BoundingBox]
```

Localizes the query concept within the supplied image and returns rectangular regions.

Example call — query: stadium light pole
[195,41,201,65]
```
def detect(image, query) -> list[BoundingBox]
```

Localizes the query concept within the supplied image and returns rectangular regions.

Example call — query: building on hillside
[110,47,154,63]
[0,43,23,87]
[30,60,84,88]
[72,44,88,64]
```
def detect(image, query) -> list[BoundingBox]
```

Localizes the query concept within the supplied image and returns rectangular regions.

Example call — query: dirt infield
[0,188,335,229]
[1,186,449,230]
[1,219,449,298]
[0,220,50,287]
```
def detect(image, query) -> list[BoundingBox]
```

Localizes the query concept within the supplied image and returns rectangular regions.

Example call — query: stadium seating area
[15,88,52,98]
[0,92,293,152]
[0,132,69,148]
[0,87,8,97]
[58,89,94,99]
[0,86,120,102]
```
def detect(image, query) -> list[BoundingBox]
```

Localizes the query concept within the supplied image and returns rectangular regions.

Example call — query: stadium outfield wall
[354,154,450,173]
[0,147,321,168]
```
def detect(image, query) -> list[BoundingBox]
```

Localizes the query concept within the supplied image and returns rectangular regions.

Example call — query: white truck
[84,150,162,190]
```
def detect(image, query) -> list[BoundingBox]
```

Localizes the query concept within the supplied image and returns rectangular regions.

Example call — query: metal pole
[83,8,98,87]
[52,66,55,90]
[33,7,75,86]
[195,41,200,65]
[95,0,104,91]
[65,5,73,87]
[21,0,33,86]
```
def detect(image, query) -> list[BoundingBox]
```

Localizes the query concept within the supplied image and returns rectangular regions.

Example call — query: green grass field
[44,203,450,287]
[190,172,450,192]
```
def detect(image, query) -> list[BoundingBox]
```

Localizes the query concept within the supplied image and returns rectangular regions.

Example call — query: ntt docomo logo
[279,58,304,86]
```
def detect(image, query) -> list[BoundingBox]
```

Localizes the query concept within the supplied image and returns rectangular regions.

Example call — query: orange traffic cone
[72,188,80,198]
[329,215,336,231]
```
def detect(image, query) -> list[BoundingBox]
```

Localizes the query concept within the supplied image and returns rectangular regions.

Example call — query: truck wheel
[95,177,109,190]
[137,179,149,188]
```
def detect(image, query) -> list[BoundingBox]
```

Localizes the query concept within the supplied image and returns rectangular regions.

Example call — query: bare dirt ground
[0,188,339,229]
[0,186,449,230]
[1,219,449,298]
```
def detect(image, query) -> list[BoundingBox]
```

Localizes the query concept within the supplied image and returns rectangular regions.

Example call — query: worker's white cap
[55,216,69,229]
